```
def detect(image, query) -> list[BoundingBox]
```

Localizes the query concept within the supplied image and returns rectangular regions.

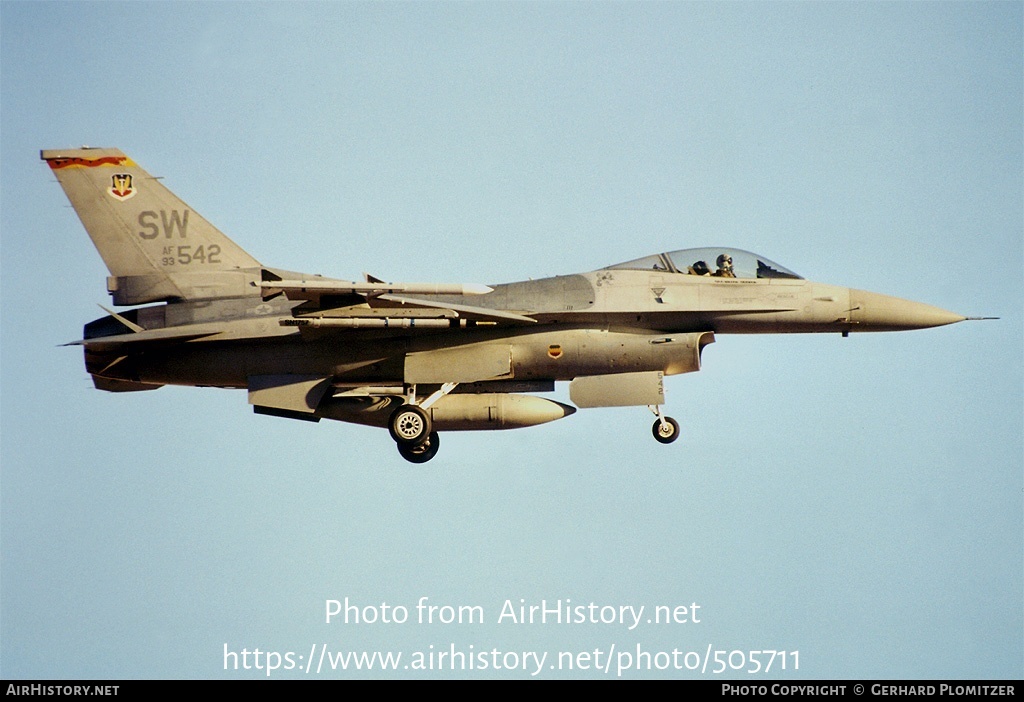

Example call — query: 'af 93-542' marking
[160,244,222,266]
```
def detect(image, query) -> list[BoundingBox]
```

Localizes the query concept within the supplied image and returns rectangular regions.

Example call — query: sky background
[2,1,1021,680]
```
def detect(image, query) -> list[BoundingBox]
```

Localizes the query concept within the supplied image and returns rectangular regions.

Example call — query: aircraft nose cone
[850,289,965,331]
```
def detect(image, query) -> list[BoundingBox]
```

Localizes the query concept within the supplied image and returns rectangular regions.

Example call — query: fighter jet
[43,147,971,463]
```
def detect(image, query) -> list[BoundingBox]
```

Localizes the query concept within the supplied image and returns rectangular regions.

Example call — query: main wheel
[652,416,680,444]
[398,432,440,464]
[389,405,432,445]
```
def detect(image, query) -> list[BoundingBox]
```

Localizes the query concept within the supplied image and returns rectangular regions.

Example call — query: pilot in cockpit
[713,254,735,278]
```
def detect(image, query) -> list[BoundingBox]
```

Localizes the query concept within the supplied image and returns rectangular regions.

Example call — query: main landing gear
[397,431,440,463]
[649,405,680,444]
[389,383,457,464]
[388,405,431,445]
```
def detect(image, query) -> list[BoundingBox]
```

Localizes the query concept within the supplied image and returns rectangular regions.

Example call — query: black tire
[652,417,680,444]
[398,432,440,464]
[389,405,432,445]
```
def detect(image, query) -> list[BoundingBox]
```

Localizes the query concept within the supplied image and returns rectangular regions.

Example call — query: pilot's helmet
[717,254,733,268]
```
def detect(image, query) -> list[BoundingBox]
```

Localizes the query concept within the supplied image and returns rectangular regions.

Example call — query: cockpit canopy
[605,247,802,280]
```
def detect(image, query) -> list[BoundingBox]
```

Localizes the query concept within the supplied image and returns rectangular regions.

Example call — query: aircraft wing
[370,294,536,324]
[260,270,533,325]
[259,277,492,301]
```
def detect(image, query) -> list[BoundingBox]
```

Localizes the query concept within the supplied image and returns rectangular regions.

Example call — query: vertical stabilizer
[42,148,262,305]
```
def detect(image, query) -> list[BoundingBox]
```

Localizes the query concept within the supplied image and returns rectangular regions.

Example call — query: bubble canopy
[605,248,802,280]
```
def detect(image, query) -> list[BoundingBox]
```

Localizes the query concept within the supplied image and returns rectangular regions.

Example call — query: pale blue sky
[2,1,1021,679]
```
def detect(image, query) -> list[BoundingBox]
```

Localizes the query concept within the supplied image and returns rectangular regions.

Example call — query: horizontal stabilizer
[66,327,222,351]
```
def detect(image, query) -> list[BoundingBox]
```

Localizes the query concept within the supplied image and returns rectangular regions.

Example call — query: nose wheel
[648,405,680,444]
[652,416,680,443]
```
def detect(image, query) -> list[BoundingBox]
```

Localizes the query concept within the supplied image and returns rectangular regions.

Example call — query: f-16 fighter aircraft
[43,148,970,463]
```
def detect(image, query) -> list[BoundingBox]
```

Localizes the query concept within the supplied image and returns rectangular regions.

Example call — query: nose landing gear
[649,405,680,444]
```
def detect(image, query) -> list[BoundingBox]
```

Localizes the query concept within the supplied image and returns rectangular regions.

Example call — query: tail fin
[42,147,262,305]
